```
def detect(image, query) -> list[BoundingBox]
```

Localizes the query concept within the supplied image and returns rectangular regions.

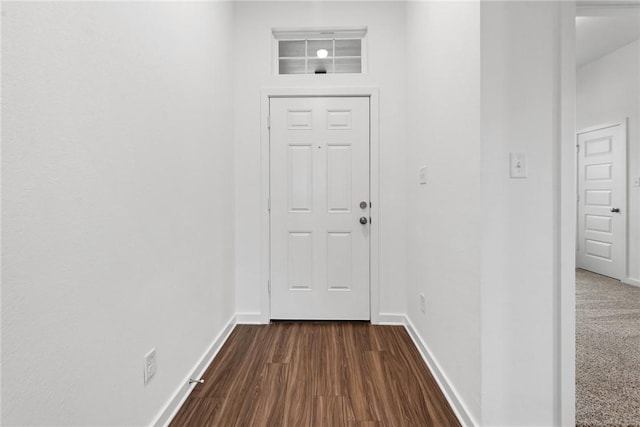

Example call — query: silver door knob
[611,208,620,213]
[359,217,368,225]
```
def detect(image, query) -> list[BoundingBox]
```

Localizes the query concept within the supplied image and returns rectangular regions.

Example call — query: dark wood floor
[170,322,461,427]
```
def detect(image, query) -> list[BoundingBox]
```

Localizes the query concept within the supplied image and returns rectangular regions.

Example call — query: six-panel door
[270,97,370,320]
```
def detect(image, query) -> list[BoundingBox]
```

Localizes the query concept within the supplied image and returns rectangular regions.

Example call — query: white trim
[403,316,477,427]
[260,91,273,325]
[622,277,640,288]
[236,313,267,324]
[260,87,380,324]
[152,316,237,427]
[560,3,577,426]
[376,313,405,325]
[369,89,380,324]
[261,87,380,98]
[576,1,640,17]
[272,26,367,40]
[577,122,622,135]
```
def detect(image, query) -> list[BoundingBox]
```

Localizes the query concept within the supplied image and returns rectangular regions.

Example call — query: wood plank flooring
[170,322,461,427]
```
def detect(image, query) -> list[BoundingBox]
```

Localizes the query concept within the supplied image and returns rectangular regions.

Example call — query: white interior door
[577,123,627,280]
[269,97,370,320]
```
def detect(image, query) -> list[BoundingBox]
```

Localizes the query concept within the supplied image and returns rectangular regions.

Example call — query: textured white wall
[404,1,482,423]
[480,2,563,425]
[577,39,640,285]
[1,2,235,425]
[232,1,408,320]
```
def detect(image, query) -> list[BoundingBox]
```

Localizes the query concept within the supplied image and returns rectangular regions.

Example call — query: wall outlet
[144,348,156,384]
[420,293,425,314]
[419,166,427,185]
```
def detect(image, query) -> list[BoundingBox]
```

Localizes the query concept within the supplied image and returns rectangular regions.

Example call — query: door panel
[288,145,313,212]
[270,97,370,320]
[287,232,313,290]
[577,123,627,279]
[327,144,352,212]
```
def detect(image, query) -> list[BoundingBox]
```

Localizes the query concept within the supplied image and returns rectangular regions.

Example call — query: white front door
[269,97,370,320]
[577,123,627,280]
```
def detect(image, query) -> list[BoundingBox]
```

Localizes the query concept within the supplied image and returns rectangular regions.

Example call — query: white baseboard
[236,312,268,324]
[237,311,405,325]
[376,313,406,325]
[623,277,640,288]
[403,316,478,427]
[152,315,237,427]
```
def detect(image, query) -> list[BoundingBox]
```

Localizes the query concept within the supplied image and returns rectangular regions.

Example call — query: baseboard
[237,312,404,325]
[622,277,640,288]
[376,313,406,325]
[403,316,478,427]
[152,315,237,427]
[236,312,268,324]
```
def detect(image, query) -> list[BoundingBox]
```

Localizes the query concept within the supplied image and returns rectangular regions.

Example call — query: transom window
[273,28,367,75]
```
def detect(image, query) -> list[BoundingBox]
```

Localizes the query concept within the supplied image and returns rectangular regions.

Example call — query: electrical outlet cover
[419,166,427,185]
[144,348,156,384]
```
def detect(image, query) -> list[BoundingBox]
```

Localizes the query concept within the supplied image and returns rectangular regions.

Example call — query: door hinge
[576,144,580,153]
[268,280,271,294]
[267,115,271,129]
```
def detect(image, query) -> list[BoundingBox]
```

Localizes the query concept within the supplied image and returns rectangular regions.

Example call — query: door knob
[360,201,368,209]
[611,208,620,213]
[359,217,368,225]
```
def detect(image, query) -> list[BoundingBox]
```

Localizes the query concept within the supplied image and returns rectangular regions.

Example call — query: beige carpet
[576,269,640,427]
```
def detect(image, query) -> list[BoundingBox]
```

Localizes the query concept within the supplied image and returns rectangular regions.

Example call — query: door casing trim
[259,87,380,324]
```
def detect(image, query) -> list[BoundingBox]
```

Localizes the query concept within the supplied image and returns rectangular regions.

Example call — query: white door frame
[562,4,640,425]
[259,87,380,324]
[559,3,577,426]
[575,119,628,280]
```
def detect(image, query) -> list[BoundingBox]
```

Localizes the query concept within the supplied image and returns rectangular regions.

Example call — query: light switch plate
[419,166,427,185]
[510,152,527,178]
[144,348,156,384]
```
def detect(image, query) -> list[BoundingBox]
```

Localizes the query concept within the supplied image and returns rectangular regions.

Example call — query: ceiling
[576,12,640,67]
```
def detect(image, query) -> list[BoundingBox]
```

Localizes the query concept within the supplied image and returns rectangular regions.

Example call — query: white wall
[1,2,235,425]
[480,2,563,425]
[233,1,408,320]
[404,1,482,423]
[577,39,640,285]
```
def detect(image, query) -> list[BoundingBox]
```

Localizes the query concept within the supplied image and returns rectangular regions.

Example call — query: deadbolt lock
[360,201,368,209]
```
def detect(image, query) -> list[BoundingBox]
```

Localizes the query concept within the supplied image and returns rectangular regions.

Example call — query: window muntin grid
[278,38,362,75]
